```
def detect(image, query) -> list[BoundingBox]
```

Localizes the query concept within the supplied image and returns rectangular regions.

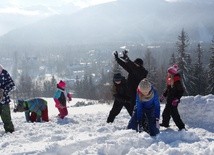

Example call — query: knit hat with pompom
[167,64,179,75]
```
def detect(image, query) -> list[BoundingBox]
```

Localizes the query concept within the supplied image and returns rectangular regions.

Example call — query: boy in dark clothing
[114,51,148,114]
[107,73,132,123]
[0,64,15,133]
[159,64,186,130]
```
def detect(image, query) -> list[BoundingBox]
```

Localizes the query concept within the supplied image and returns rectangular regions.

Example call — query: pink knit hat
[167,64,179,75]
[57,80,66,89]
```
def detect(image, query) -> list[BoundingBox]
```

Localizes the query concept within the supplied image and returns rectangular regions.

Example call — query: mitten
[160,95,165,102]
[67,92,72,101]
[156,118,160,129]
[114,51,119,59]
[172,99,179,106]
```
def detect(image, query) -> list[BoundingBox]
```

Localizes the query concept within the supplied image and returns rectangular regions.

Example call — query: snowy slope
[0,95,214,155]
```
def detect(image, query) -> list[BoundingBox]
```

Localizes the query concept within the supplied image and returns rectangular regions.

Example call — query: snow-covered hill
[0,95,214,155]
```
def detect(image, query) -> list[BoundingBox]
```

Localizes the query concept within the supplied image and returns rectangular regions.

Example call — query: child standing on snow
[159,64,186,131]
[127,78,160,136]
[107,73,132,123]
[0,64,15,133]
[54,80,72,119]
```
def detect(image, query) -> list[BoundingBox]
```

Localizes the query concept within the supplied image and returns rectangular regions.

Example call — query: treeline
[10,29,214,100]
[73,29,214,99]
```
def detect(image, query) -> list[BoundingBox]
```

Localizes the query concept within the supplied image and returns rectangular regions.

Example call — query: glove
[172,99,179,106]
[114,51,119,59]
[121,50,129,60]
[156,119,160,129]
[0,89,4,101]
[137,121,143,133]
[159,95,165,102]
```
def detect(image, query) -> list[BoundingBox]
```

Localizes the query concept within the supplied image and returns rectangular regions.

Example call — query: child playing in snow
[14,98,49,122]
[107,73,132,123]
[54,80,72,119]
[0,64,15,133]
[159,64,186,131]
[127,78,160,136]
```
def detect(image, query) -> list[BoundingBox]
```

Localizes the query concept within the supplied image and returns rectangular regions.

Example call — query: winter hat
[113,73,123,82]
[138,78,152,94]
[57,80,66,89]
[167,64,179,75]
[14,99,26,112]
[0,64,3,74]
[134,58,143,66]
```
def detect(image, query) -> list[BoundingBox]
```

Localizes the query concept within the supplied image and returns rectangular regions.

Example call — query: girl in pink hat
[53,80,72,119]
[159,64,186,131]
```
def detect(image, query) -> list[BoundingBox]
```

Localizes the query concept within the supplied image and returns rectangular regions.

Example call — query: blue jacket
[24,98,47,121]
[0,69,15,105]
[136,87,160,122]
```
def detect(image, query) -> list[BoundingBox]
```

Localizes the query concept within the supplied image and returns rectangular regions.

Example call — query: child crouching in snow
[127,78,160,136]
[14,98,49,122]
[54,80,72,119]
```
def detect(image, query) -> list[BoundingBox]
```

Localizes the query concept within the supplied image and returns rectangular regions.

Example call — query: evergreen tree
[143,48,158,87]
[12,51,18,80]
[74,75,81,98]
[176,29,194,95]
[169,53,176,66]
[207,37,214,94]
[192,43,207,95]
[43,76,57,97]
[87,75,96,99]
[17,73,33,98]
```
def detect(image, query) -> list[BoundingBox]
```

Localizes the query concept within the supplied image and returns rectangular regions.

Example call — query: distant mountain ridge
[0,0,214,47]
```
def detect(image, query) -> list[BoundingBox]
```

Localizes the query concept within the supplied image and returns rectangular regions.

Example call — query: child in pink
[54,80,72,119]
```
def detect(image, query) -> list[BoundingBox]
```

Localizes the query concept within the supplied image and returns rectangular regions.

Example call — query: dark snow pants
[0,104,14,133]
[107,100,132,123]
[127,106,159,136]
[161,103,185,130]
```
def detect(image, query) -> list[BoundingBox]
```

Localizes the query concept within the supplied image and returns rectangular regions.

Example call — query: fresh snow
[0,95,214,155]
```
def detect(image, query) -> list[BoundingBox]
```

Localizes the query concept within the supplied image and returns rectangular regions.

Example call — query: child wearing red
[54,80,72,119]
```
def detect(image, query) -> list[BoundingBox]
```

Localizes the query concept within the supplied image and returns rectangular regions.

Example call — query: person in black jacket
[159,64,186,130]
[107,73,132,123]
[114,50,148,115]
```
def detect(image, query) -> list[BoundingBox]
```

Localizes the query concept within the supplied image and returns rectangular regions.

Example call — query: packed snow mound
[179,94,214,132]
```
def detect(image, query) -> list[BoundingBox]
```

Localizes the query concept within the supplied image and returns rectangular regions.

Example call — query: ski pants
[107,100,132,123]
[0,104,14,133]
[161,103,185,130]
